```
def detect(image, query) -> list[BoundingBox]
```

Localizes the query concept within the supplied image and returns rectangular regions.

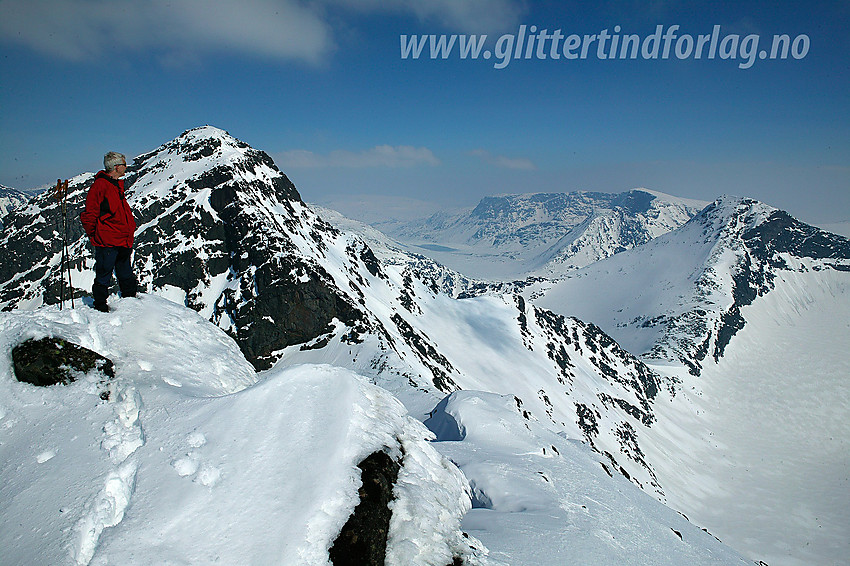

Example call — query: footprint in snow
[194,463,222,487]
[187,431,206,448]
[172,455,200,477]
[171,431,221,487]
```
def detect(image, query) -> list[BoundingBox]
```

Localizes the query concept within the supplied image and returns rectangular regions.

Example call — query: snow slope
[645,268,850,566]
[534,196,850,566]
[0,296,756,566]
[0,296,485,566]
[426,391,752,566]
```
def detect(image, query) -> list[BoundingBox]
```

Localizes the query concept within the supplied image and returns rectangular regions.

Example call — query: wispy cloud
[0,0,525,65]
[277,145,440,169]
[470,149,536,171]
[0,0,334,64]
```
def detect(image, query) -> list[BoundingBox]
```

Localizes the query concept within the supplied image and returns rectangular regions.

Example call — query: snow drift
[0,296,486,566]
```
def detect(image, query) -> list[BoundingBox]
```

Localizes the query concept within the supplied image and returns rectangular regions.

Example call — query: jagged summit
[700,194,850,263]
[127,125,301,203]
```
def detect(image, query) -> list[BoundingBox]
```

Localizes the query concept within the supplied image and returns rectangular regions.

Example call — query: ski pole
[62,179,74,308]
[53,179,66,309]
[53,179,74,309]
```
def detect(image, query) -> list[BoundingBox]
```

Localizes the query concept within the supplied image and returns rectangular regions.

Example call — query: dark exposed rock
[12,337,114,392]
[534,307,660,408]
[329,450,400,566]
[711,208,850,362]
[575,403,600,441]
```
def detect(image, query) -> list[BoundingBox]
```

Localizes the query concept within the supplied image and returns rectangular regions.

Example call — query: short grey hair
[103,151,126,172]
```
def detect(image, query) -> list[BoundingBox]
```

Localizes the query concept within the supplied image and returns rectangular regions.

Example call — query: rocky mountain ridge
[535,194,850,378]
[0,126,674,496]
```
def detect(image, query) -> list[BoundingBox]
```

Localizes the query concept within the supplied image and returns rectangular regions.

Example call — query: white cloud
[277,145,440,168]
[470,149,536,171]
[0,0,333,64]
[0,0,525,65]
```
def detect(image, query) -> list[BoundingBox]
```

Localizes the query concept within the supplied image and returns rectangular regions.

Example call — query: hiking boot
[93,302,110,313]
[119,277,137,298]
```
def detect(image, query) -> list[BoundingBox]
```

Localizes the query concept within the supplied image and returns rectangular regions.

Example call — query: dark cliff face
[712,206,850,360]
[128,128,372,370]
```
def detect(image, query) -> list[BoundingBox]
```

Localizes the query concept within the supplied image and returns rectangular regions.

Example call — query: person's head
[104,151,127,179]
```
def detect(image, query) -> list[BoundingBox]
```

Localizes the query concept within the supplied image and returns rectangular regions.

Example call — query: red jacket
[80,171,137,248]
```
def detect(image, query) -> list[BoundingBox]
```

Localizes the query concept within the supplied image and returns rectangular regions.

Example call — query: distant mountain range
[2,126,848,565]
[535,195,850,376]
[371,190,707,280]
[0,184,30,228]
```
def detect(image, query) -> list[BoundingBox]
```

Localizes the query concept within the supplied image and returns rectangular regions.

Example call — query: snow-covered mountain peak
[0,184,30,227]
[146,125,249,160]
[688,195,850,269]
[693,195,774,234]
[537,193,850,376]
[127,125,299,205]
[635,187,713,209]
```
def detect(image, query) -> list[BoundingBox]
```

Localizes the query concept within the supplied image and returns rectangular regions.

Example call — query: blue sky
[1,0,848,225]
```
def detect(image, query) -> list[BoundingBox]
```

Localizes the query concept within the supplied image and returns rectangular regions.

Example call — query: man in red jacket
[80,151,138,312]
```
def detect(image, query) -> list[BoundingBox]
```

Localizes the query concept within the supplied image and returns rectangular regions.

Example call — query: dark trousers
[92,246,137,305]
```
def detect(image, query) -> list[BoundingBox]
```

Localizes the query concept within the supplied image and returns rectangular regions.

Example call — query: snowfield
[533,198,850,566]
[0,295,755,565]
[0,296,485,566]
[425,391,752,566]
